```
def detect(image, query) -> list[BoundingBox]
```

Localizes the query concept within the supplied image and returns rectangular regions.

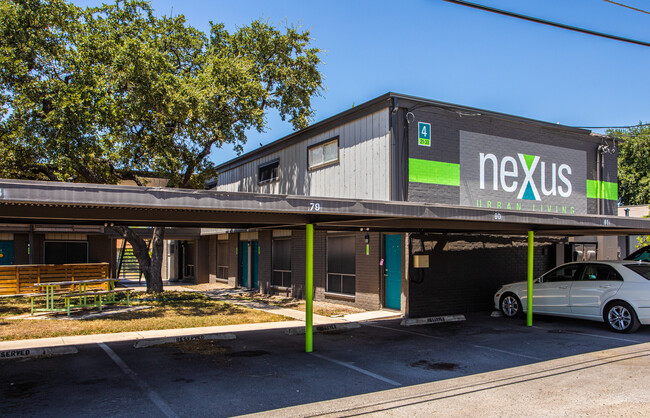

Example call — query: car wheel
[604,301,640,333]
[500,293,523,318]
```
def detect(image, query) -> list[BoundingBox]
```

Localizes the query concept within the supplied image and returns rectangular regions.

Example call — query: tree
[0,0,323,292]
[609,124,650,206]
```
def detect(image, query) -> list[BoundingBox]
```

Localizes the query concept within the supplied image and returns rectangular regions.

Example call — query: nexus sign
[479,153,573,200]
[460,131,587,214]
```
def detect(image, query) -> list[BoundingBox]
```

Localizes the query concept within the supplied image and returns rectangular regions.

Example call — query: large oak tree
[0,0,323,291]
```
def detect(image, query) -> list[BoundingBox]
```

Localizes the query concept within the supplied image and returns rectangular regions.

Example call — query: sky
[72,0,650,165]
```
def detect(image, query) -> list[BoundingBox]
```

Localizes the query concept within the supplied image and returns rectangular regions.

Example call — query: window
[542,264,582,282]
[308,137,339,169]
[272,238,291,287]
[579,264,623,281]
[258,160,279,183]
[327,235,355,295]
[625,264,650,281]
[216,242,229,280]
[44,241,88,264]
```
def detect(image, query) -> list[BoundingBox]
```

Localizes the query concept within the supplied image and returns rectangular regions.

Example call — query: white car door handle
[599,285,612,288]
[558,285,569,289]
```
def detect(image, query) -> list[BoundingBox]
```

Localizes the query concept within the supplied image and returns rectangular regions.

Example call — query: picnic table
[29,278,131,316]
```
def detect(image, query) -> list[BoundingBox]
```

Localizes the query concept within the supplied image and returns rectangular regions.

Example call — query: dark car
[625,245,650,262]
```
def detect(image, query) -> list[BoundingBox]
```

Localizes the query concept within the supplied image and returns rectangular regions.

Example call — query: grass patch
[0,291,289,342]
[230,293,365,317]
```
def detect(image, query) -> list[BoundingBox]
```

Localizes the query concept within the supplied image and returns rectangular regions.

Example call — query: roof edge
[215,92,595,174]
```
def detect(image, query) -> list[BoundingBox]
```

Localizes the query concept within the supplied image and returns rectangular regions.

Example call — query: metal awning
[1,179,649,236]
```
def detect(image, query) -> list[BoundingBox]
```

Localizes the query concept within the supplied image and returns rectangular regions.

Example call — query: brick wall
[258,231,272,293]
[291,229,307,299]
[195,236,210,284]
[227,233,239,287]
[311,231,382,311]
[407,106,618,215]
[407,233,556,318]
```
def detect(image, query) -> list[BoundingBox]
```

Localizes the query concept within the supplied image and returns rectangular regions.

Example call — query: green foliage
[0,0,323,188]
[636,206,650,249]
[637,235,650,249]
[609,124,650,205]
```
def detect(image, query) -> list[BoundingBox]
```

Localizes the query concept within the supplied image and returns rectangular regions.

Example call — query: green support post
[305,224,314,353]
[527,230,534,326]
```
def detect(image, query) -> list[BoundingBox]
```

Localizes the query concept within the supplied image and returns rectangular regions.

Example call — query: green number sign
[418,122,431,147]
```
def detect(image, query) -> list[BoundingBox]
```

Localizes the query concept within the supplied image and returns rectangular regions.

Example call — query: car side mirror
[534,277,542,284]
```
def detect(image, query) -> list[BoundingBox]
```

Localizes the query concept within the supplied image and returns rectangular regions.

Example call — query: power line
[441,0,650,47]
[603,0,650,16]
[572,123,650,129]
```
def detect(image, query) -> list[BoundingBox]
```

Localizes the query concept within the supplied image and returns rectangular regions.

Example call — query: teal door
[251,241,259,289]
[384,234,401,310]
[240,242,249,287]
[240,241,259,289]
[0,241,13,266]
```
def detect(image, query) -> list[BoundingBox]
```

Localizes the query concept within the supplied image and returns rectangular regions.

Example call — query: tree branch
[73,160,106,184]
[22,163,61,181]
[179,136,218,188]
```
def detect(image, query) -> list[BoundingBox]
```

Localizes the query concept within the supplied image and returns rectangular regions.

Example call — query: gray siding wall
[217,109,391,201]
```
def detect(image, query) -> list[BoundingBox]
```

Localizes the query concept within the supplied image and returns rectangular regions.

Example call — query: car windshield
[624,245,650,262]
[624,263,650,281]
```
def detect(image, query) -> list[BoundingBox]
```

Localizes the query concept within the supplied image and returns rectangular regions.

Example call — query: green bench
[28,279,132,316]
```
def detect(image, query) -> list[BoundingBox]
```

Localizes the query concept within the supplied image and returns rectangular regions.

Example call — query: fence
[0,263,110,296]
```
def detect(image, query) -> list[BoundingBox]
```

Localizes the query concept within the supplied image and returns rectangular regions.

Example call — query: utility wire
[603,0,650,16]
[572,123,650,129]
[441,0,650,47]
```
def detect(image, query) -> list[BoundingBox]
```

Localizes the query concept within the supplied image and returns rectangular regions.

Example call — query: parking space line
[311,353,402,387]
[364,323,542,361]
[98,342,179,418]
[531,326,643,343]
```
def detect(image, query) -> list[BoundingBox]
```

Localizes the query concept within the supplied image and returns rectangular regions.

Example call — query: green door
[240,241,259,288]
[0,241,13,265]
[240,242,249,287]
[251,241,259,289]
[384,234,401,310]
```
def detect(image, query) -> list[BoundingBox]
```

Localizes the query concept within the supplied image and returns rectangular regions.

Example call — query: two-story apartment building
[207,92,618,318]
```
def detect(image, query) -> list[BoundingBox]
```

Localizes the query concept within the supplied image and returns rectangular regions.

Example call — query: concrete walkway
[246,342,650,417]
[0,320,305,351]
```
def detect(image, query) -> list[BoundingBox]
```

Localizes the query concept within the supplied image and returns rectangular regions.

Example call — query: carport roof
[0,179,649,236]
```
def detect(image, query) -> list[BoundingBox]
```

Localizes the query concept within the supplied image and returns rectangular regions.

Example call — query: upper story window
[258,159,279,184]
[308,137,339,170]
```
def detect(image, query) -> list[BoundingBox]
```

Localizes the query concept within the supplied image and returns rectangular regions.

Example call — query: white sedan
[494,260,650,333]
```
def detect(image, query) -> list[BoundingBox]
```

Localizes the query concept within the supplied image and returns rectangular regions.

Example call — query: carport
[2,178,650,352]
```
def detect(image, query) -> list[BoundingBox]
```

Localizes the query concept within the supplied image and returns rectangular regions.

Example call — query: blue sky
[72,0,650,165]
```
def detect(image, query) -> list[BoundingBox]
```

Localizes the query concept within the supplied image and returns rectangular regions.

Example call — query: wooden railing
[0,263,110,296]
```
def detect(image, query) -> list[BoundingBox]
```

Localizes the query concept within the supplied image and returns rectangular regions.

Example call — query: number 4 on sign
[418,122,431,147]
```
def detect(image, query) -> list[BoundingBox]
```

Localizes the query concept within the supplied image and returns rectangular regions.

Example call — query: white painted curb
[400,314,466,326]
[0,346,78,360]
[134,333,236,348]
[285,322,360,335]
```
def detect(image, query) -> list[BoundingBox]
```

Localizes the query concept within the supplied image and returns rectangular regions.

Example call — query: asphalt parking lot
[2,313,649,417]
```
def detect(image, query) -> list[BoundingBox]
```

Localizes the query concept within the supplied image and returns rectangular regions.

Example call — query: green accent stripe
[586,180,618,201]
[409,158,460,186]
